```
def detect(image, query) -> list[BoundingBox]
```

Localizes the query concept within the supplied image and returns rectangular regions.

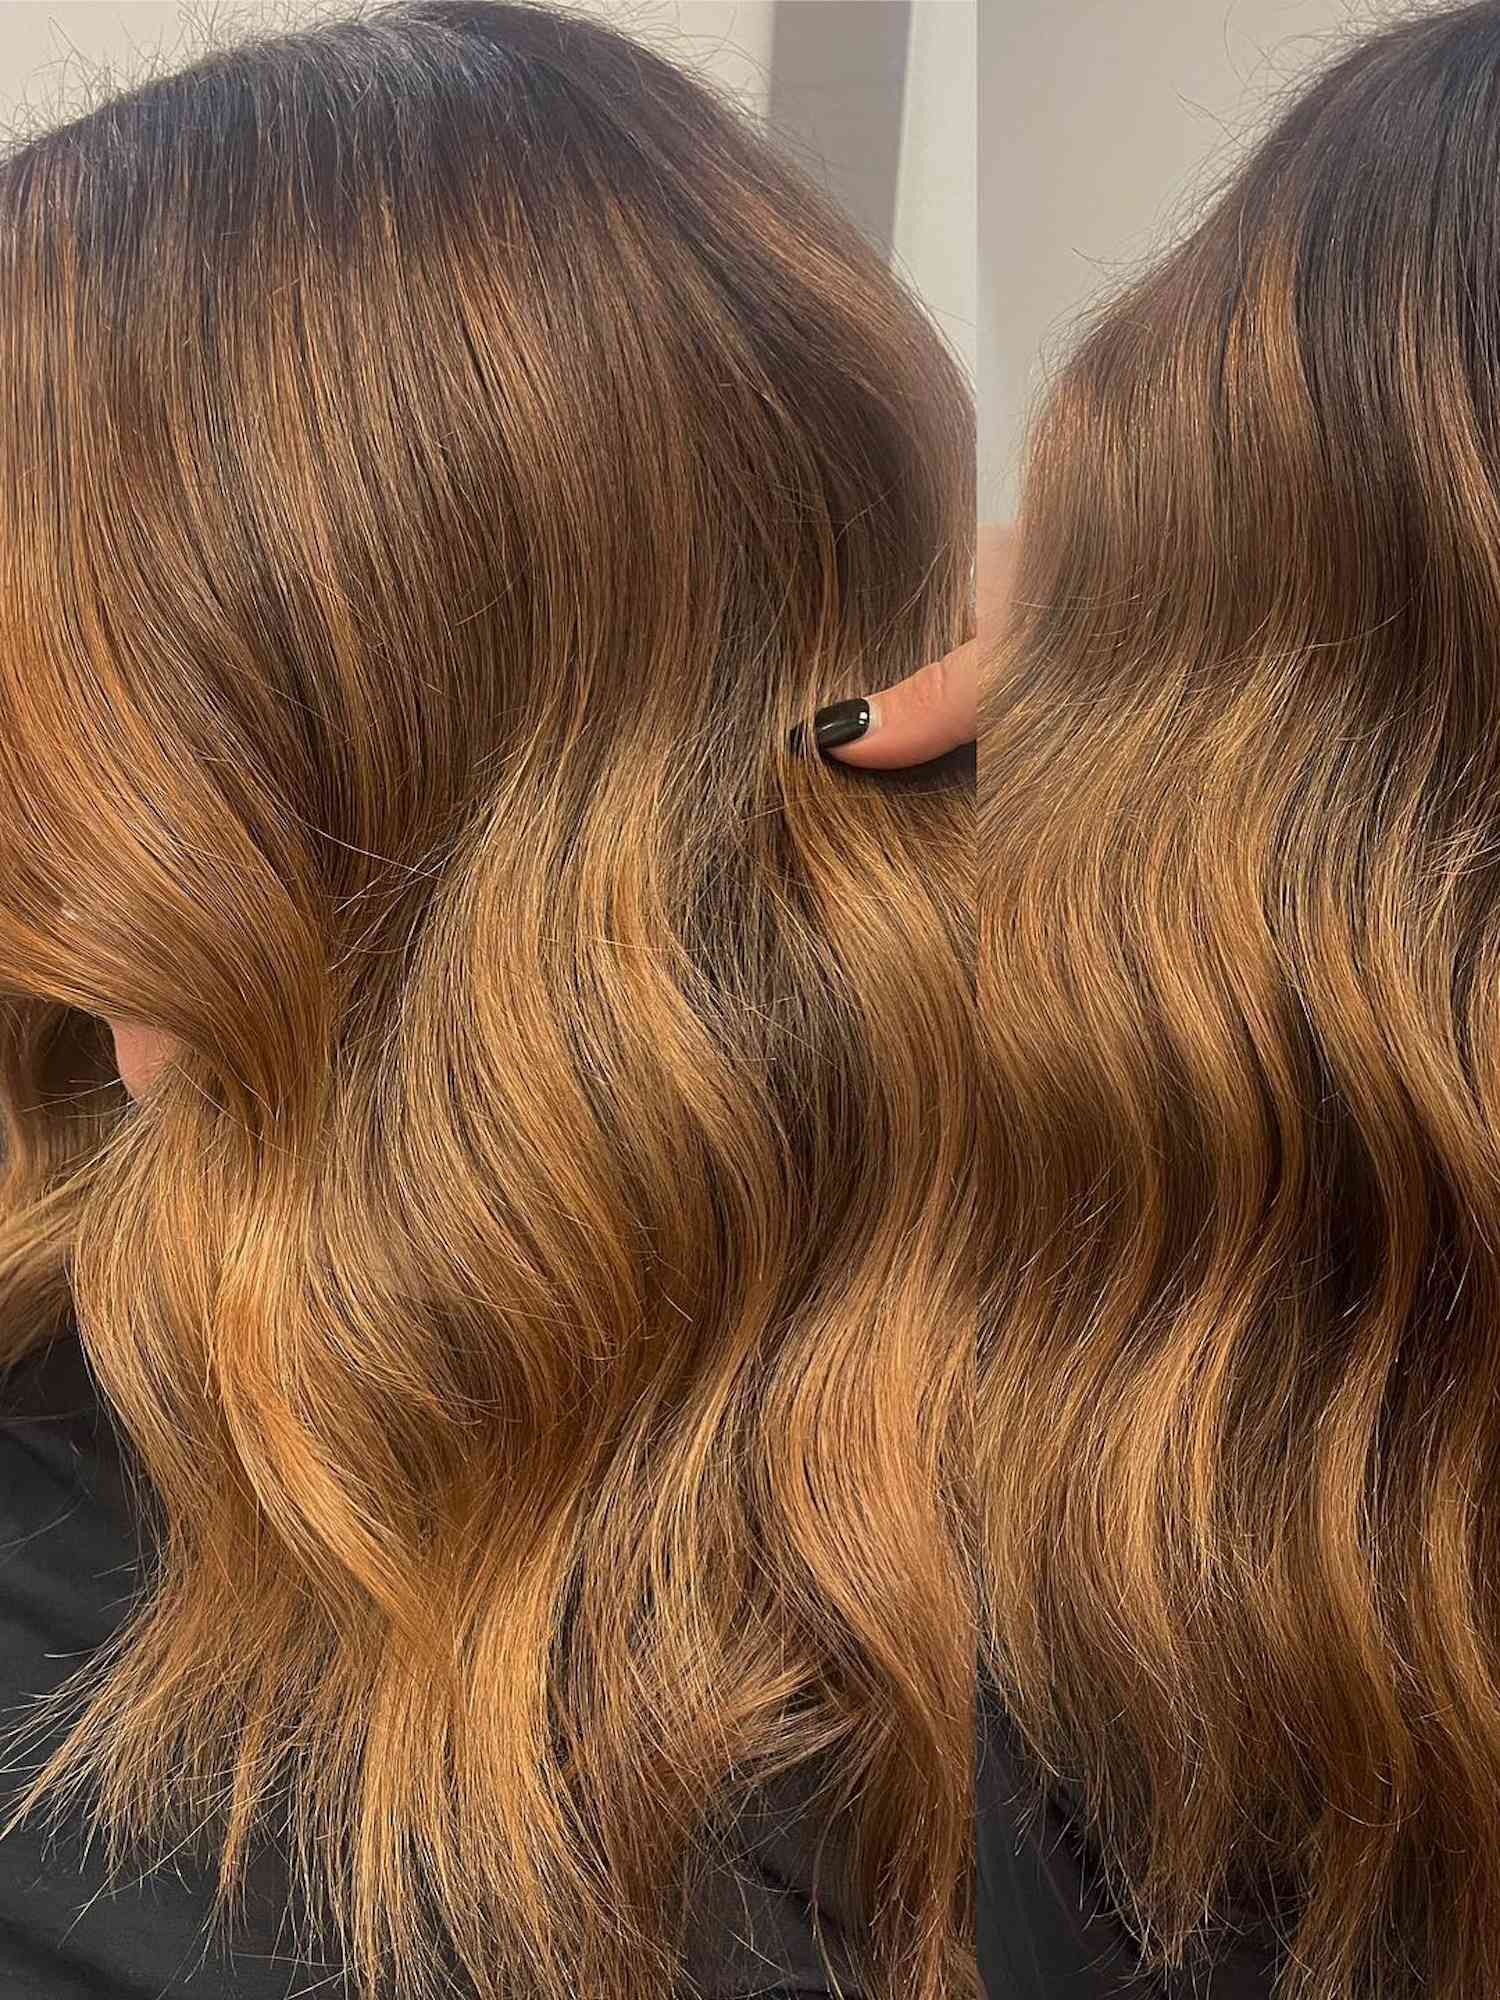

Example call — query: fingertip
[787,696,874,760]
[816,696,875,754]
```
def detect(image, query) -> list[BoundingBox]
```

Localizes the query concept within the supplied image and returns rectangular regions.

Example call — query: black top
[0,1329,860,1998]
[977,1685,1282,2000]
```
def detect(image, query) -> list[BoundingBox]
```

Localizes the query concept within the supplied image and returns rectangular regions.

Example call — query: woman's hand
[818,522,1016,769]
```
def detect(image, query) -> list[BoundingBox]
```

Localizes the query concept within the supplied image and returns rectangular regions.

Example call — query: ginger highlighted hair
[0,6,977,1998]
[981,3,1500,1996]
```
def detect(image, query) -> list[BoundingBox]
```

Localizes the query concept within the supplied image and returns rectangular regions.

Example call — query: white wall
[893,0,975,388]
[0,1,775,130]
[980,0,1453,517]
[605,0,774,114]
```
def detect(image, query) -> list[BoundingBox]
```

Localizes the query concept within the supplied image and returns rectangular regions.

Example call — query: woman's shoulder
[976,1682,1281,2000]
[977,1683,1158,2000]
[677,1757,869,1999]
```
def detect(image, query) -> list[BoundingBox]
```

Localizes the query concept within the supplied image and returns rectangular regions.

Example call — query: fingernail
[786,696,872,756]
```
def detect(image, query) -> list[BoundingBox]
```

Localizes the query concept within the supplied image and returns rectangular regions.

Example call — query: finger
[820,634,978,769]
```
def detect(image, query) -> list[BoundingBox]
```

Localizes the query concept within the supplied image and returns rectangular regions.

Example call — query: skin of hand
[824,520,1016,769]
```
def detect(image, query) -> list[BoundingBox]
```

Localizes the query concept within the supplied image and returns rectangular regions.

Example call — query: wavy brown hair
[979,4,1500,1996]
[0,6,978,1998]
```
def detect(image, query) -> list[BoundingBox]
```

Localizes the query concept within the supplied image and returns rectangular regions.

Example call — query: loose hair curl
[0,7,978,1998]
[982,4,1500,1996]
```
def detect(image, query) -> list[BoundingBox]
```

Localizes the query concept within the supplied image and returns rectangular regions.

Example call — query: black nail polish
[787,697,871,756]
